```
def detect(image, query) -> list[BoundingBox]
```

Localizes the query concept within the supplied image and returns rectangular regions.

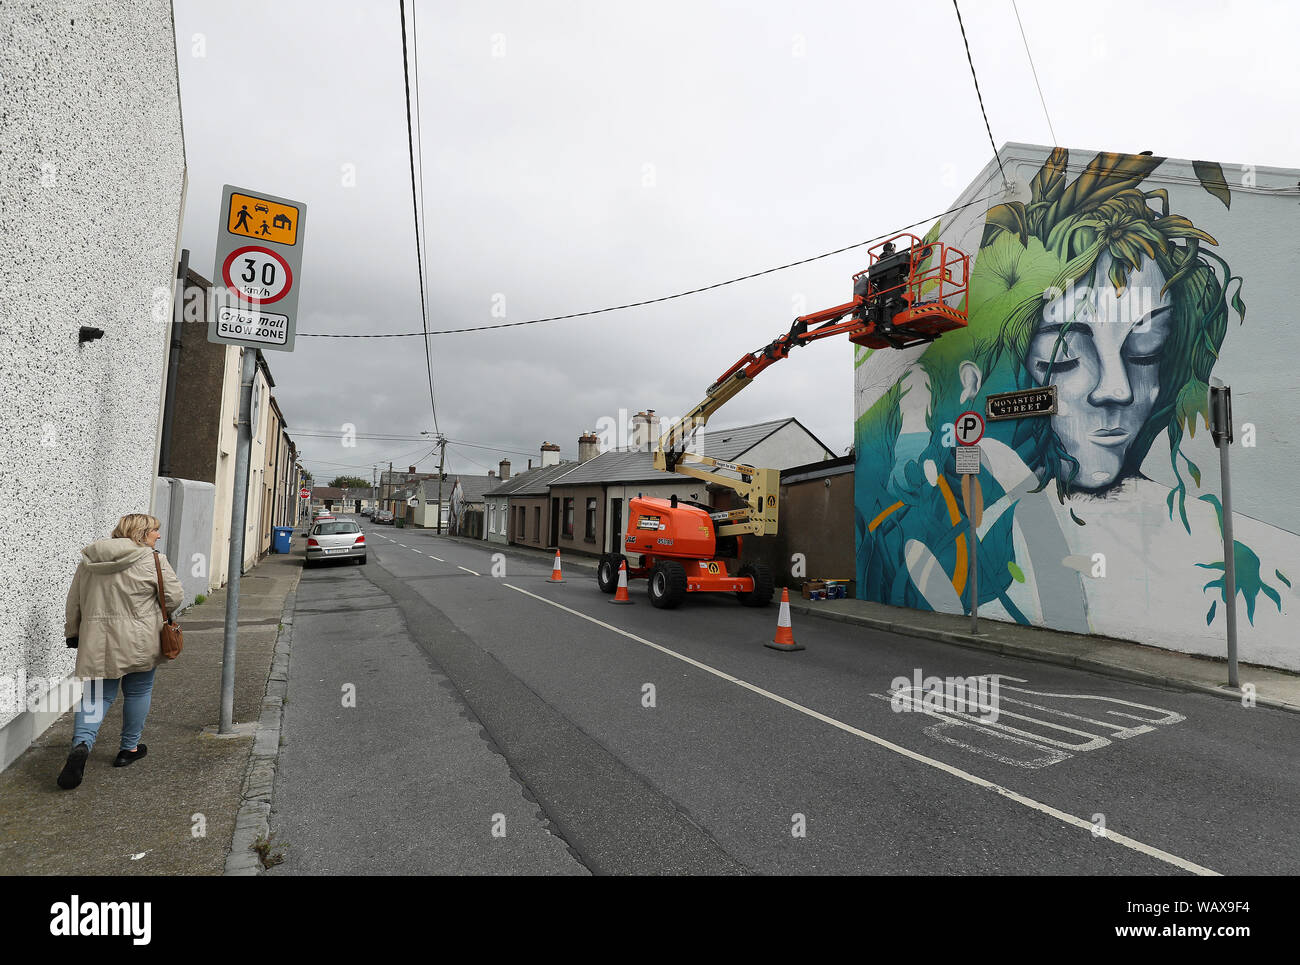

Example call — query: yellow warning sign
[227,192,299,246]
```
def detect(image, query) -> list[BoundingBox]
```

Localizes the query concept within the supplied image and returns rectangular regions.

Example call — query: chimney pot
[499,459,511,480]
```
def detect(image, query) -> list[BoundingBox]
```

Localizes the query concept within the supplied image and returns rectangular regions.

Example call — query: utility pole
[435,435,447,534]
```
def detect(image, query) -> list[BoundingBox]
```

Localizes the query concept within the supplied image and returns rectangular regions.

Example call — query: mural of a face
[1027,252,1173,490]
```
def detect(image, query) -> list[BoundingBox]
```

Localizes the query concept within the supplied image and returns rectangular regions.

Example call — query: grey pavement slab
[0,551,301,875]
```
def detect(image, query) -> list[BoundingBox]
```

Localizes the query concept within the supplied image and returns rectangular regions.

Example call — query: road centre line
[459,565,480,576]
[502,583,1218,877]
[429,555,444,561]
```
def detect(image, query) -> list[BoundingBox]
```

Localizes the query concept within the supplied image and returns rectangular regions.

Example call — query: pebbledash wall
[0,4,186,768]
[854,143,1300,670]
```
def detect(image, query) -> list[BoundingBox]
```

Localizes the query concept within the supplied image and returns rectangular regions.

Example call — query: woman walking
[58,514,184,790]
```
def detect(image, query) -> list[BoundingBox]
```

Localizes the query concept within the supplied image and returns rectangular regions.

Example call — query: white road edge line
[459,565,480,576]
[502,582,1219,877]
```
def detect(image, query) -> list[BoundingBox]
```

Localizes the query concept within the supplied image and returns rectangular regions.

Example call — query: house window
[563,498,574,538]
[518,506,525,541]
[489,506,496,533]
[534,506,542,542]
[584,498,596,541]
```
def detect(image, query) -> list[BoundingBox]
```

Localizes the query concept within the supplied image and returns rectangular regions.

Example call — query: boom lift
[596,233,971,608]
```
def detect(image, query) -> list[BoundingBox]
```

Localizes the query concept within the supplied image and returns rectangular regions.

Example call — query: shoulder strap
[153,551,170,622]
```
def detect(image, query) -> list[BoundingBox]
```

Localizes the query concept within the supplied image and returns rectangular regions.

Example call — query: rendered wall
[0,3,186,762]
[854,144,1300,669]
[154,477,216,607]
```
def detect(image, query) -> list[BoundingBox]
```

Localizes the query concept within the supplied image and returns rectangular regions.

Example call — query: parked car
[374,510,394,525]
[305,520,366,567]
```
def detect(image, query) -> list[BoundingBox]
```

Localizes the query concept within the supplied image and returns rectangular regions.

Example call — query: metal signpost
[1209,379,1239,689]
[955,411,984,634]
[209,185,307,734]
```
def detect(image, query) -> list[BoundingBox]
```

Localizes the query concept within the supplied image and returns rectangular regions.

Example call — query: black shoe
[113,744,147,767]
[57,743,90,790]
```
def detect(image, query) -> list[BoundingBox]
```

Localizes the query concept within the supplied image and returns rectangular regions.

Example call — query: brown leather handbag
[154,551,183,660]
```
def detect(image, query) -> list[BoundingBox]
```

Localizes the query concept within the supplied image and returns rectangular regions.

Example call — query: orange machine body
[621,497,755,593]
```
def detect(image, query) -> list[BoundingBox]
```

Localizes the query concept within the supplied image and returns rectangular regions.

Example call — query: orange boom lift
[595,233,971,608]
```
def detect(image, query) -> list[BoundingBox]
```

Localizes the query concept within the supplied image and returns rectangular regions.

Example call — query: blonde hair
[112,514,161,546]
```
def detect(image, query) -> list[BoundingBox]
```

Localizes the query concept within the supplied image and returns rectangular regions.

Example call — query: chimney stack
[540,441,561,467]
[631,409,657,451]
[408,465,416,474]
[488,470,496,478]
[578,431,600,463]
[499,459,511,480]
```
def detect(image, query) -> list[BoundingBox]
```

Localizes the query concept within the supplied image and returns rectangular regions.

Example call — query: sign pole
[1210,381,1238,689]
[219,348,257,733]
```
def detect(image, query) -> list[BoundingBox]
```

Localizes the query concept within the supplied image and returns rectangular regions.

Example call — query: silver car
[305,519,366,567]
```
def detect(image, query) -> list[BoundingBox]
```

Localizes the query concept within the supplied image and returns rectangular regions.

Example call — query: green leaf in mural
[1007,561,1026,583]
[1206,599,1217,625]
[1192,160,1232,209]
[1069,509,1086,526]
[1278,569,1292,589]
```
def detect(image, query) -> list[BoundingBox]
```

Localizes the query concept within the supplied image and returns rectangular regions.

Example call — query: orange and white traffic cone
[764,588,804,651]
[547,549,565,583]
[609,559,634,605]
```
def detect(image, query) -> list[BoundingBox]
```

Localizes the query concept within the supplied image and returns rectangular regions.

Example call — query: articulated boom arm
[653,233,970,538]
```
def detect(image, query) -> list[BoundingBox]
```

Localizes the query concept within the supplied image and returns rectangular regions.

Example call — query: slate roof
[416,474,501,505]
[550,418,828,487]
[484,460,580,498]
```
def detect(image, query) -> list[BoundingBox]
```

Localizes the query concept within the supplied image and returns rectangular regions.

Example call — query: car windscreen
[313,522,360,535]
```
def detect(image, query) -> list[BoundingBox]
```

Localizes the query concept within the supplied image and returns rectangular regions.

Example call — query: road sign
[955,410,984,446]
[956,444,981,474]
[299,487,311,499]
[986,386,1057,421]
[209,184,306,352]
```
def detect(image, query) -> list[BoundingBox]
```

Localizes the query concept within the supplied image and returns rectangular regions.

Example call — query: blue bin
[272,526,294,554]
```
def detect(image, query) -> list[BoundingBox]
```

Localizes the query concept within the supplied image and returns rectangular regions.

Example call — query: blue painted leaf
[1206,600,1217,625]
[1277,569,1292,589]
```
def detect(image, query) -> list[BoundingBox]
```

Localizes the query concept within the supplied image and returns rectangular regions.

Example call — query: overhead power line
[1010,0,1058,146]
[298,193,996,339]
[399,0,440,434]
[952,0,1008,187]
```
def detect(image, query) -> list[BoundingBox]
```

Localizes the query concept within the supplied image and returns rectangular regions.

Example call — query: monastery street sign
[986,385,1057,421]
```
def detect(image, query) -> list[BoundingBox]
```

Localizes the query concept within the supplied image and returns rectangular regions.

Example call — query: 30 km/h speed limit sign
[209,184,306,352]
[955,410,985,446]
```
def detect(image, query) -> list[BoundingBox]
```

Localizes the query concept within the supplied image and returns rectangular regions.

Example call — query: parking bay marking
[501,582,1218,877]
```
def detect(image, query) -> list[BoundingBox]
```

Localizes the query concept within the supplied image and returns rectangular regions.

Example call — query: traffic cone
[764,588,804,651]
[547,549,565,583]
[609,559,634,605]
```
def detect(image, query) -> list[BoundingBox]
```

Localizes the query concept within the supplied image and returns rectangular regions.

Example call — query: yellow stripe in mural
[935,476,967,595]
[868,501,905,532]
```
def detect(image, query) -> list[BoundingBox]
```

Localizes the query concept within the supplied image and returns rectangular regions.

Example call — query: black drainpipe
[158,249,189,476]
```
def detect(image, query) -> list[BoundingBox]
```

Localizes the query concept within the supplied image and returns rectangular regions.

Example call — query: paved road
[272,517,1300,875]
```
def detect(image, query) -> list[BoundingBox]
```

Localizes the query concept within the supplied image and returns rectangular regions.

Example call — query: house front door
[549,498,560,547]
[609,498,622,555]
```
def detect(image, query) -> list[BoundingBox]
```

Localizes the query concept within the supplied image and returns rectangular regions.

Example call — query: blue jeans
[72,669,156,752]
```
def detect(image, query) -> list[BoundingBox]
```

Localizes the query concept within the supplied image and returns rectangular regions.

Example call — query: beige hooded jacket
[64,538,185,680]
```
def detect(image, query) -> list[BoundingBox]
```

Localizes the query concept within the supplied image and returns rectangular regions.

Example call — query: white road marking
[502,582,1219,877]
[429,555,444,561]
[411,548,422,553]
[458,565,480,576]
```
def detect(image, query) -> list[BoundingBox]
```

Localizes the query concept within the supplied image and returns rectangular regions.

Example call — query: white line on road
[458,565,480,576]
[411,548,422,553]
[502,583,1219,877]
[428,555,444,561]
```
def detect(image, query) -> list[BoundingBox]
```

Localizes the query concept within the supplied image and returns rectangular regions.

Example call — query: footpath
[444,534,1300,715]
[0,550,301,875]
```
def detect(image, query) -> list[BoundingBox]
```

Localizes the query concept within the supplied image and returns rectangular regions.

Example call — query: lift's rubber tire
[597,554,625,594]
[648,560,688,609]
[735,561,774,607]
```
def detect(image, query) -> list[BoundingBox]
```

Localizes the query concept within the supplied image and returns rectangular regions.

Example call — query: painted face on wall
[1027,252,1172,490]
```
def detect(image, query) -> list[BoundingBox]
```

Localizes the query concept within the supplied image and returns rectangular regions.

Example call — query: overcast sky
[172,0,1300,483]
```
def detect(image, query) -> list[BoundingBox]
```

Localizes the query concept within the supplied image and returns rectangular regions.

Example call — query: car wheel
[648,560,687,609]
[735,562,774,607]
[358,556,367,566]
